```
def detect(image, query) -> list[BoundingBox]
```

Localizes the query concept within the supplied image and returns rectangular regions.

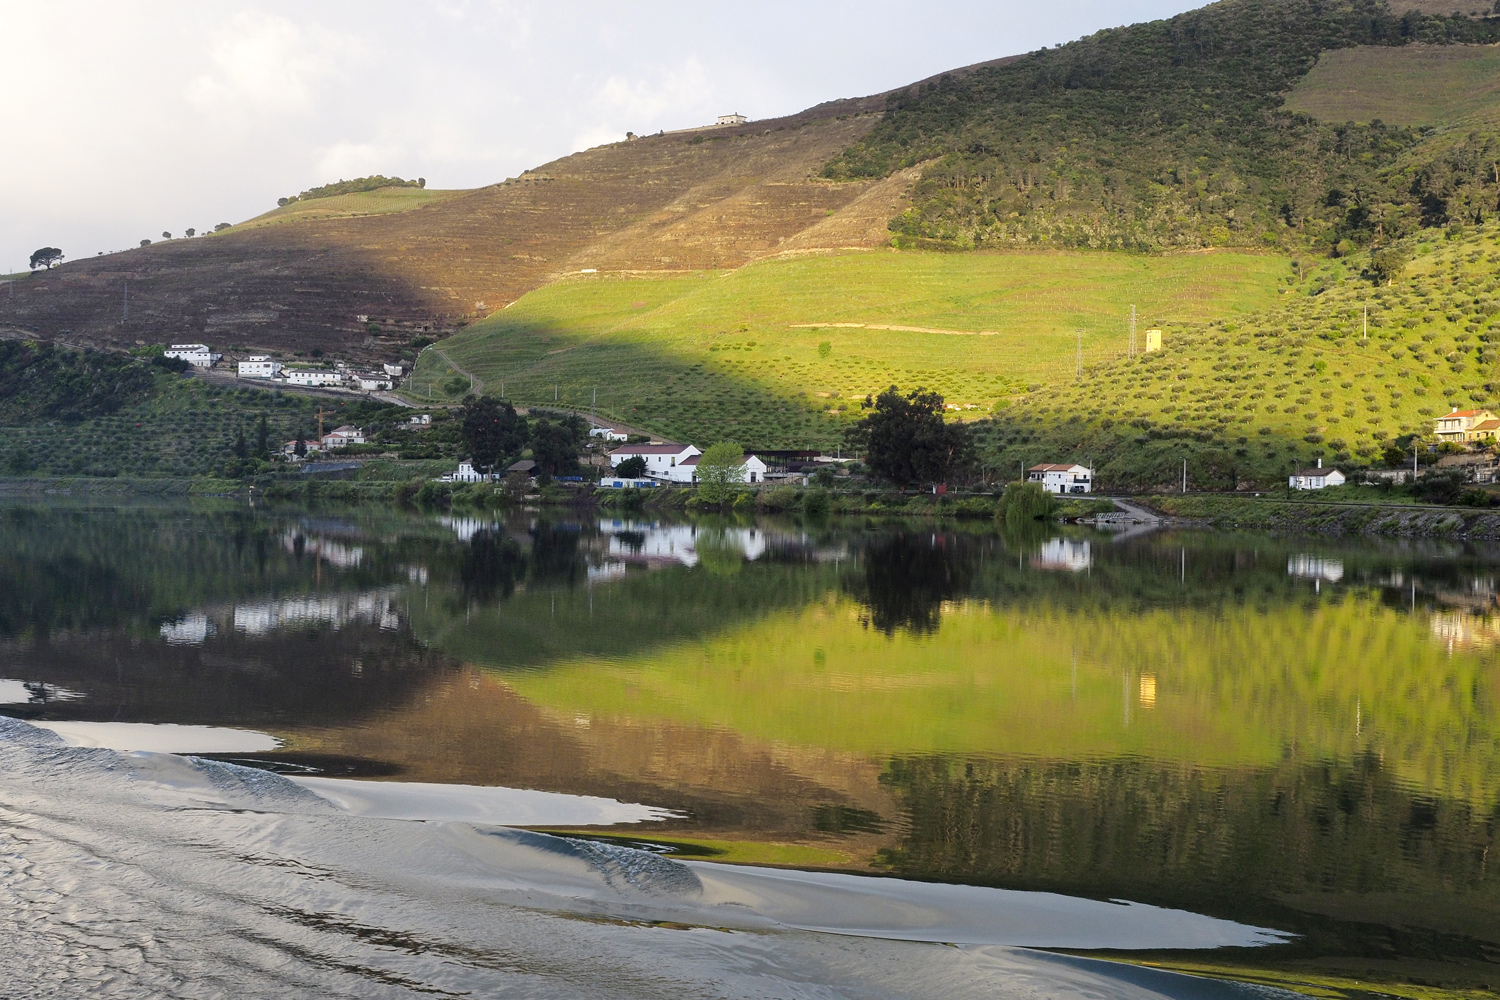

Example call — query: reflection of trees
[459,530,526,602]
[878,754,1500,951]
[844,532,977,635]
[528,522,582,588]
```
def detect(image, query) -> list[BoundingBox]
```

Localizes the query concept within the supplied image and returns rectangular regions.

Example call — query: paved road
[1106,497,1163,522]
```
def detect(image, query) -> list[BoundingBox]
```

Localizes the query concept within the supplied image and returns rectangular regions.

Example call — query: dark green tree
[530,416,586,477]
[233,425,247,459]
[847,386,974,488]
[614,455,647,478]
[28,247,63,270]
[254,414,270,459]
[460,396,525,476]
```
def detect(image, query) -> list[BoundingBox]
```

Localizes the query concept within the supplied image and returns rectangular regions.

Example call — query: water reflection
[2,502,1499,987]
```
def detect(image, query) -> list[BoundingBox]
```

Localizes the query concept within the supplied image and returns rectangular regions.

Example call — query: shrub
[999,480,1056,525]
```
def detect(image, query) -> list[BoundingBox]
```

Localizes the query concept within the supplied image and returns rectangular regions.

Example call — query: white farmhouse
[286,369,346,387]
[321,425,365,449]
[680,453,769,484]
[404,414,432,428]
[716,113,749,126]
[164,343,221,368]
[443,460,489,483]
[383,362,405,378]
[589,426,629,442]
[1289,459,1345,490]
[609,442,701,480]
[1027,463,1094,494]
[354,372,393,391]
[238,355,282,378]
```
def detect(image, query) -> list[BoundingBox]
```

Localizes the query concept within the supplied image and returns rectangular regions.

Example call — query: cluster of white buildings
[162,344,403,394]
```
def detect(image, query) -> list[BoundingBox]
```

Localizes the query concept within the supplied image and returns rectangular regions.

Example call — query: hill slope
[0,98,897,361]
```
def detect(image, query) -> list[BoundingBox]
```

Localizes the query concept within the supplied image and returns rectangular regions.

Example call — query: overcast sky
[1,1,1202,272]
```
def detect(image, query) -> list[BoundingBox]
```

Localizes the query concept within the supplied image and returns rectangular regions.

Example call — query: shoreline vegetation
[14,472,1500,538]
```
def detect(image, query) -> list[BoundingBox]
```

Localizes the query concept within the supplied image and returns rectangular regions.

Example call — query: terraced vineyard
[985,225,1500,487]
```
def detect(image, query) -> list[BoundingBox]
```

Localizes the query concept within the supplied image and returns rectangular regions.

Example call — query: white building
[238,355,282,378]
[404,414,432,428]
[1027,463,1094,494]
[442,460,493,483]
[609,443,701,480]
[679,453,769,485]
[281,439,321,460]
[322,425,365,448]
[1290,459,1345,490]
[286,368,346,387]
[589,426,629,442]
[164,343,221,368]
[354,372,393,391]
[716,113,749,126]
[600,476,658,489]
[383,362,405,378]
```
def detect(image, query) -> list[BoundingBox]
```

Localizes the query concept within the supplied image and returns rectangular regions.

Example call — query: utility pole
[1129,305,1137,358]
[1363,303,1368,341]
[1181,458,1187,494]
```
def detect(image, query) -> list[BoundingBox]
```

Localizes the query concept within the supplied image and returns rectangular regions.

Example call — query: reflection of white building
[283,530,364,568]
[1030,538,1092,572]
[160,613,215,646]
[1288,554,1344,582]
[232,591,401,635]
[598,519,767,568]
[441,515,498,542]
[1430,610,1500,650]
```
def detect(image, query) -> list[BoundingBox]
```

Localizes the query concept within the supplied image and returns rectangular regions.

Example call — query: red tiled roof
[1029,463,1084,472]
[680,455,701,466]
[611,443,693,455]
[1473,419,1500,431]
[1445,409,1486,417]
[1293,467,1342,477]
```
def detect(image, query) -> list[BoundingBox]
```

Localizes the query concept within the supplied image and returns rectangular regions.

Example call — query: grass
[408,249,1291,449]
[1283,43,1500,126]
[233,187,467,232]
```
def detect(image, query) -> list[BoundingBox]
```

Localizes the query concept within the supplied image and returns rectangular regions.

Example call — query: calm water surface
[3,501,1498,990]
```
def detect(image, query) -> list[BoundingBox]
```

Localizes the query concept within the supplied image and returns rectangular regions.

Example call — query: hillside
[0,98,898,362]
[827,0,1500,252]
[981,223,1500,488]
[410,250,1291,449]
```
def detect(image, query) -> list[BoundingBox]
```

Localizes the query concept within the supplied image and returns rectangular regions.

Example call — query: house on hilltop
[1027,463,1093,494]
[716,113,749,126]
[322,425,365,449]
[165,344,221,368]
[1434,408,1500,444]
[1289,459,1345,490]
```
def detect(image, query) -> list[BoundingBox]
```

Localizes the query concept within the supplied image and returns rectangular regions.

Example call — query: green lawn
[409,249,1292,448]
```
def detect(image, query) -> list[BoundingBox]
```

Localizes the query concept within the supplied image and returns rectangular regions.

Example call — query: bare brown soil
[0,96,901,364]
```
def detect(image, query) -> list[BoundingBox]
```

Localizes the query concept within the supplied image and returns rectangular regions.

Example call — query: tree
[460,396,525,476]
[162,231,171,240]
[846,385,974,489]
[614,455,646,478]
[999,480,1056,526]
[139,239,152,247]
[214,223,231,232]
[1370,245,1411,285]
[233,425,247,459]
[28,247,63,270]
[696,441,746,505]
[254,414,270,459]
[293,433,307,458]
[530,415,586,477]
[185,228,195,238]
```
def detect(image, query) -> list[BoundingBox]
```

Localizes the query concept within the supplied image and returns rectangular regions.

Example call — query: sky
[0,1,1203,272]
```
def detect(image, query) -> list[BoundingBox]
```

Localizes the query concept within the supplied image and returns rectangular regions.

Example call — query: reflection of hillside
[504,593,1500,806]
[278,668,897,852]
[879,754,1500,962]
[0,620,453,728]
